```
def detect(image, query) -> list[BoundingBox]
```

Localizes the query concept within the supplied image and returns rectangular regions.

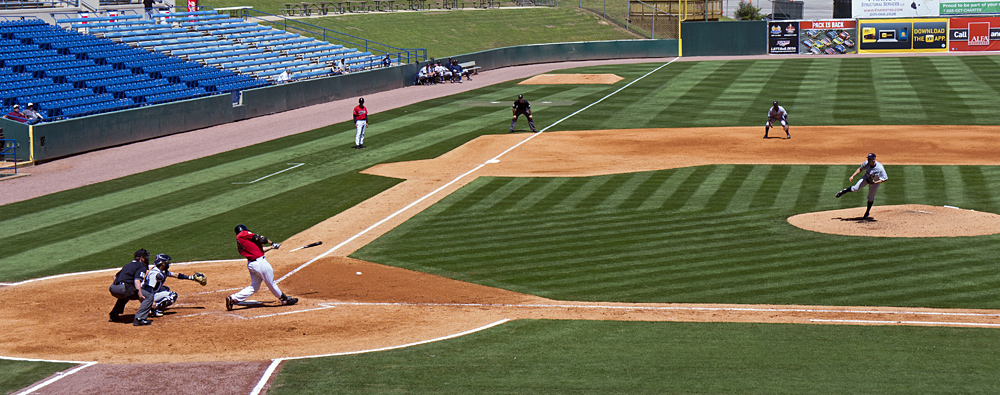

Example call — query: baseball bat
[289,241,322,252]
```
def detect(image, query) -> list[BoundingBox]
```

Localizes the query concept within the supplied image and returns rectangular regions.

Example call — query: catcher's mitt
[192,272,207,286]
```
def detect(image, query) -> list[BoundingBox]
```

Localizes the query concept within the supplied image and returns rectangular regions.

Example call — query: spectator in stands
[276,69,291,83]
[4,105,26,123]
[381,54,391,68]
[433,62,452,83]
[143,0,156,20]
[21,103,42,125]
[334,59,348,74]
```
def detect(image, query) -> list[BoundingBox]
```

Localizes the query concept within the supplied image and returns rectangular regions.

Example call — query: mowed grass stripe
[355,164,1000,307]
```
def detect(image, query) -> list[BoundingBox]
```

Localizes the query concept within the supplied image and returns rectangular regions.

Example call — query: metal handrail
[240,8,426,64]
[0,138,18,175]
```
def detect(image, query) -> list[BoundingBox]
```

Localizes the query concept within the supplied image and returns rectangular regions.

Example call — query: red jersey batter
[236,230,267,261]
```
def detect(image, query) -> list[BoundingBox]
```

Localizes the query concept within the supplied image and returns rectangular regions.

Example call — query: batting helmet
[235,224,249,234]
[359,97,364,104]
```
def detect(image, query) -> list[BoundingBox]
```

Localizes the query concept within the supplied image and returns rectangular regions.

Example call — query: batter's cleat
[109,313,120,322]
[133,319,152,326]
[225,296,235,311]
[280,294,298,306]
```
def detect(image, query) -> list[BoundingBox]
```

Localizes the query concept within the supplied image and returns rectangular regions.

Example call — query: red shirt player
[226,224,298,310]
[353,97,368,149]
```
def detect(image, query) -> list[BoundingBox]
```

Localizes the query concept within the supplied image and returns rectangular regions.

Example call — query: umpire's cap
[867,153,876,159]
[134,248,149,259]
[235,224,249,234]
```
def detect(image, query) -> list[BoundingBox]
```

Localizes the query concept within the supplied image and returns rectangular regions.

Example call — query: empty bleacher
[55,10,395,83]
[0,19,269,122]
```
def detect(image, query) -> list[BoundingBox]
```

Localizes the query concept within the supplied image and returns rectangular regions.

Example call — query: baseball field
[3,54,1000,393]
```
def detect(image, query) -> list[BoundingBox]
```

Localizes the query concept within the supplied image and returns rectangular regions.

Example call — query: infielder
[227,224,298,310]
[136,254,206,319]
[835,153,888,219]
[510,94,537,133]
[353,98,368,149]
[764,101,790,139]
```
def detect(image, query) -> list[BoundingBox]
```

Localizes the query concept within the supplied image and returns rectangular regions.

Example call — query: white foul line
[812,319,1000,327]
[10,360,97,395]
[323,302,1000,318]
[248,319,511,395]
[232,163,304,185]
[276,58,679,283]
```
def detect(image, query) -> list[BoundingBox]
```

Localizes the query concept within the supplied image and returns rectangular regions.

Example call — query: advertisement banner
[858,18,948,52]
[854,0,1000,18]
[769,20,859,55]
[768,21,800,54]
[799,20,858,54]
[949,17,1000,50]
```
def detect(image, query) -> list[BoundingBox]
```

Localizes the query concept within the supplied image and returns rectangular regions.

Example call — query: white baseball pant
[850,178,880,201]
[355,120,367,146]
[231,256,283,303]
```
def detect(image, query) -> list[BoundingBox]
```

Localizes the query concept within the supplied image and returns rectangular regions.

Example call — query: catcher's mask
[155,253,172,270]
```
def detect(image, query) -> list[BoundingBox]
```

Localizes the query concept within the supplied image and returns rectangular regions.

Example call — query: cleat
[835,190,845,198]
[150,309,163,317]
[109,313,120,323]
[226,296,235,311]
[133,319,152,326]
[282,297,298,306]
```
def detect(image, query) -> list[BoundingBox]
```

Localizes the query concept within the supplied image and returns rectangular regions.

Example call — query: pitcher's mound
[788,204,1000,237]
[519,74,623,84]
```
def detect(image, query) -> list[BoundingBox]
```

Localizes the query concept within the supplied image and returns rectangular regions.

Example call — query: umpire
[510,94,537,133]
[108,249,150,324]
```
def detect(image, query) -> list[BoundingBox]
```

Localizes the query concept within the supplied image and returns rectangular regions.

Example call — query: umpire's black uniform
[108,249,149,322]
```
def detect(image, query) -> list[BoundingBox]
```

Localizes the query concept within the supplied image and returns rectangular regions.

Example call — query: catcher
[835,152,888,219]
[133,253,206,325]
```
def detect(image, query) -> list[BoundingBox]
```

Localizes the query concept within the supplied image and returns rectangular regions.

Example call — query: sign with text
[768,21,800,54]
[854,0,1000,18]
[769,20,858,55]
[949,17,1000,50]
[858,18,948,52]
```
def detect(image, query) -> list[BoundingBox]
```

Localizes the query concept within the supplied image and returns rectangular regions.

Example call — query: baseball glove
[192,272,207,286]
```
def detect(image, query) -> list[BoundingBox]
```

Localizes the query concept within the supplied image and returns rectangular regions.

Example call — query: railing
[627,0,680,39]
[1,138,18,176]
[0,0,78,10]
[240,8,426,64]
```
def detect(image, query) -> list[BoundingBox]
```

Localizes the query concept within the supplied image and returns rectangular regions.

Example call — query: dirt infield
[518,73,623,84]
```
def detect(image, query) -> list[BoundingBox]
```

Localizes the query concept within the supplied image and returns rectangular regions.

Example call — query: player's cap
[772,101,779,106]
[867,153,876,159]
[518,94,523,99]
[134,248,149,259]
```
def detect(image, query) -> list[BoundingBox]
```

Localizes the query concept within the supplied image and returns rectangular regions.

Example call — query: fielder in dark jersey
[510,94,537,133]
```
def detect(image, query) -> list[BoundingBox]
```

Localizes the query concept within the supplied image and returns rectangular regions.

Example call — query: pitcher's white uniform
[849,159,887,201]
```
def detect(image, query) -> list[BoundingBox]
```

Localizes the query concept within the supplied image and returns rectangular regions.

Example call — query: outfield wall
[0,39,678,163]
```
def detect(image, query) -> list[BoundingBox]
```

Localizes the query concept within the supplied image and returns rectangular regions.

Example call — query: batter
[227,224,298,310]
[835,153,888,219]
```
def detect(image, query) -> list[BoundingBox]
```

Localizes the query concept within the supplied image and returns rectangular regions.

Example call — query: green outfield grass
[355,164,1000,308]
[270,320,1000,394]
[0,360,76,395]
[2,56,1000,283]
[3,55,1000,393]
